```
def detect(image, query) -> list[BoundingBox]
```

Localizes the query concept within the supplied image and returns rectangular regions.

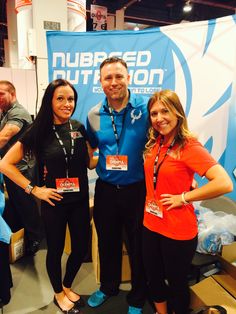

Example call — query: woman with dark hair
[142,90,233,314]
[0,79,97,313]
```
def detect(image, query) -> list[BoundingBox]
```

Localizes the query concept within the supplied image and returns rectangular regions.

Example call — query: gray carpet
[3,246,154,314]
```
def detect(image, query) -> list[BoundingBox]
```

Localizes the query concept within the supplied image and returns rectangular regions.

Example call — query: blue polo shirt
[86,91,149,185]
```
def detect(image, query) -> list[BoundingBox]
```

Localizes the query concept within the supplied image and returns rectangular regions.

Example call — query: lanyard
[53,120,74,178]
[153,138,176,190]
[108,106,127,154]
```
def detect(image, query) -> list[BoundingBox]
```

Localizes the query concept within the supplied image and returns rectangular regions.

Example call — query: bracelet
[181,191,190,205]
[24,182,35,194]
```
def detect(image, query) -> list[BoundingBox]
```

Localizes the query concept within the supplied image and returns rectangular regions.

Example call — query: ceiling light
[183,1,192,13]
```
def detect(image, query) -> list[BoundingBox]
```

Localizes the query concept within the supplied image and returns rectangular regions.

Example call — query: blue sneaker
[87,290,109,307]
[128,306,143,314]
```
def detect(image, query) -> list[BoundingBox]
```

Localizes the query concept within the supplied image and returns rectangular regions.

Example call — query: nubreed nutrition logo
[51,50,166,95]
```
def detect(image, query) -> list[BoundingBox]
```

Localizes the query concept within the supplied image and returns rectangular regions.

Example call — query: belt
[98,179,144,190]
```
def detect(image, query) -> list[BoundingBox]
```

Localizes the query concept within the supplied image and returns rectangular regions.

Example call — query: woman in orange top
[142,90,233,314]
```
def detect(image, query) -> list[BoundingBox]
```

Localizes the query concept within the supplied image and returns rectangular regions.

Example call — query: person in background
[86,57,148,314]
[142,89,233,314]
[0,79,97,314]
[0,80,42,255]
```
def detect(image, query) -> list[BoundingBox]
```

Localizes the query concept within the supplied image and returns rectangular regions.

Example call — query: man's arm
[0,123,21,149]
[86,116,98,149]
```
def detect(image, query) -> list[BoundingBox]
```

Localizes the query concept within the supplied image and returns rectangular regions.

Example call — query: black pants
[93,179,147,308]
[3,167,43,244]
[142,227,197,314]
[0,241,12,305]
[41,197,90,293]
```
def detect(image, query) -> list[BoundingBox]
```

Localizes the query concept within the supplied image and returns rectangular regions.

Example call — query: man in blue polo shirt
[87,57,148,314]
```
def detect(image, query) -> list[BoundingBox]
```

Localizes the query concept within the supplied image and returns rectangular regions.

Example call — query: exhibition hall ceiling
[88,0,236,28]
[0,0,235,65]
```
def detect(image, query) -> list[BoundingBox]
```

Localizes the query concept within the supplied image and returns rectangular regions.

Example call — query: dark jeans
[93,178,147,308]
[142,227,198,314]
[41,197,90,293]
[3,167,43,244]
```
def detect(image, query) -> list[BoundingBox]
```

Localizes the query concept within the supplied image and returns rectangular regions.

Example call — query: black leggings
[142,227,197,314]
[41,198,90,293]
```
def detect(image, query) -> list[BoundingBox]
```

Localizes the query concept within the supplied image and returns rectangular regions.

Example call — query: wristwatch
[25,182,35,194]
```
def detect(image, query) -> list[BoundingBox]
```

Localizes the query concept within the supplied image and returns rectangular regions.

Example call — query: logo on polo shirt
[130,109,142,124]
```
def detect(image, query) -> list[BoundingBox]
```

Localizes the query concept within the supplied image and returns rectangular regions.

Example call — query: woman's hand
[160,193,184,210]
[32,186,63,206]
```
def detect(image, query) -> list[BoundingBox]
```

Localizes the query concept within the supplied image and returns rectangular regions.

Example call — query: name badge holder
[53,121,80,193]
[145,138,175,218]
[106,155,128,171]
[56,177,79,193]
[106,106,128,171]
[146,199,163,218]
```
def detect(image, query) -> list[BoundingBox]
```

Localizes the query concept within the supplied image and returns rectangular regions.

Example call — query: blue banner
[47,14,236,199]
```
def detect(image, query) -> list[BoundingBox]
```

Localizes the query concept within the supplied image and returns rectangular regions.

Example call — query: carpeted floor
[3,242,154,314]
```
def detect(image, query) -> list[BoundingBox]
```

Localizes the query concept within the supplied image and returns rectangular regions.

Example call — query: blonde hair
[144,90,195,157]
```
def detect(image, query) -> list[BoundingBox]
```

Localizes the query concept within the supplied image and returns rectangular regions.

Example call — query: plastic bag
[194,203,235,254]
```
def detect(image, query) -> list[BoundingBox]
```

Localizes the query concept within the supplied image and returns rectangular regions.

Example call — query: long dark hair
[23,79,78,159]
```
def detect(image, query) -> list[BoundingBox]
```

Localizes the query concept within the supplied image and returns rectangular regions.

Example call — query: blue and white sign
[47,14,236,199]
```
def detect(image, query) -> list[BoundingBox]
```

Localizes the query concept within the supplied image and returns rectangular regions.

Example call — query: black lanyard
[108,106,127,154]
[153,138,176,190]
[53,120,74,178]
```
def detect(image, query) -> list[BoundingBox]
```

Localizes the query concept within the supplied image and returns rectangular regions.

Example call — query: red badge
[55,177,80,193]
[106,155,128,171]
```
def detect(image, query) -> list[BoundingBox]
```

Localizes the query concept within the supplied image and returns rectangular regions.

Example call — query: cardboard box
[91,220,131,283]
[9,228,25,263]
[217,242,236,280]
[190,242,236,313]
[190,276,236,313]
[213,272,236,299]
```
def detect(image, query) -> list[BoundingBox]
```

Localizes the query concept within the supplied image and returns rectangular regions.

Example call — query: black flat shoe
[25,240,41,256]
[69,296,85,308]
[53,297,80,313]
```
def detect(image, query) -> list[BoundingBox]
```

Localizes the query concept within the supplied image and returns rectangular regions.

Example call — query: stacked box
[190,242,236,314]
[9,228,25,263]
